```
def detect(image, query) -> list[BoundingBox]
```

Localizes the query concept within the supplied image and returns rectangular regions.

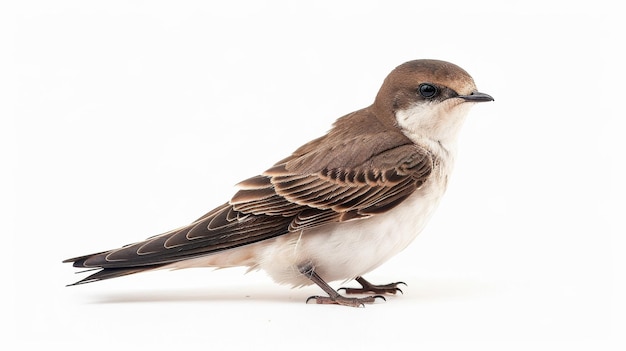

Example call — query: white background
[3,1,624,350]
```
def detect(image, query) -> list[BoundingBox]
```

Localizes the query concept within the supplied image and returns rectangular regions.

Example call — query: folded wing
[64,123,433,284]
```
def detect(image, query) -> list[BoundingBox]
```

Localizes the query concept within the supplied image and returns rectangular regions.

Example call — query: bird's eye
[418,83,438,99]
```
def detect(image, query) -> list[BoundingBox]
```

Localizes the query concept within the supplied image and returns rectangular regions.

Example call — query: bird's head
[374,59,493,148]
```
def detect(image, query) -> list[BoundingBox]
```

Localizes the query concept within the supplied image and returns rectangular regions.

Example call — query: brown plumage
[64,59,492,306]
[64,106,433,284]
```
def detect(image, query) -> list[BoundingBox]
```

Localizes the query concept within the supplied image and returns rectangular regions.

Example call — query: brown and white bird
[64,59,493,307]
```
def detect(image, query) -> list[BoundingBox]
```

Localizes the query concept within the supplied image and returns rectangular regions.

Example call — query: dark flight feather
[64,108,434,284]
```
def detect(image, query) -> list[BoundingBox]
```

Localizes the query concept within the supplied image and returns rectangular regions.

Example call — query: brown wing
[231,133,433,231]
[65,115,433,284]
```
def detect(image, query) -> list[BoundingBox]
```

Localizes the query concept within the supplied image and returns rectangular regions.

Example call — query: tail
[63,202,292,286]
[63,253,166,286]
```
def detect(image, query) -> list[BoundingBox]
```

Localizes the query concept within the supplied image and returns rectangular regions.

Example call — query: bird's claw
[305,294,385,307]
[339,281,407,295]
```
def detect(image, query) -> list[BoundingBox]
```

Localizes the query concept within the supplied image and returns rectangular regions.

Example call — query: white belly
[256,177,447,287]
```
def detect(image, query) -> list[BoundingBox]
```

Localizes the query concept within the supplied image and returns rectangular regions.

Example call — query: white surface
[4,1,624,350]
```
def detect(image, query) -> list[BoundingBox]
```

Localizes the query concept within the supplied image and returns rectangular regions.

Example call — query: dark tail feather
[64,253,165,286]
[66,266,164,286]
[63,252,107,267]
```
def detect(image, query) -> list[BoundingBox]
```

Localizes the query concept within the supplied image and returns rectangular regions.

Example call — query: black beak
[459,91,494,102]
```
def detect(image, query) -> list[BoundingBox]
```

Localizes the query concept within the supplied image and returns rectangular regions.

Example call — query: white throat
[395,100,472,158]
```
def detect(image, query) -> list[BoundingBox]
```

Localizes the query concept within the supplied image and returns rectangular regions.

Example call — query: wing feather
[65,110,435,284]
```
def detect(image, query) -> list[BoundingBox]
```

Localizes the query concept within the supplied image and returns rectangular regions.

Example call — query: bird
[64,59,493,307]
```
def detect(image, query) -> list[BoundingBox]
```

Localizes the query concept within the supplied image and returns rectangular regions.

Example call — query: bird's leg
[298,264,385,307]
[339,276,406,295]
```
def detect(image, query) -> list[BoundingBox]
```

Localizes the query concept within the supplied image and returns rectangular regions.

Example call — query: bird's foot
[339,276,406,295]
[306,294,386,308]
[298,265,388,307]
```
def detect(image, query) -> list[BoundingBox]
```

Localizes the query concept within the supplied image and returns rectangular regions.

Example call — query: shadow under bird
[64,59,493,307]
